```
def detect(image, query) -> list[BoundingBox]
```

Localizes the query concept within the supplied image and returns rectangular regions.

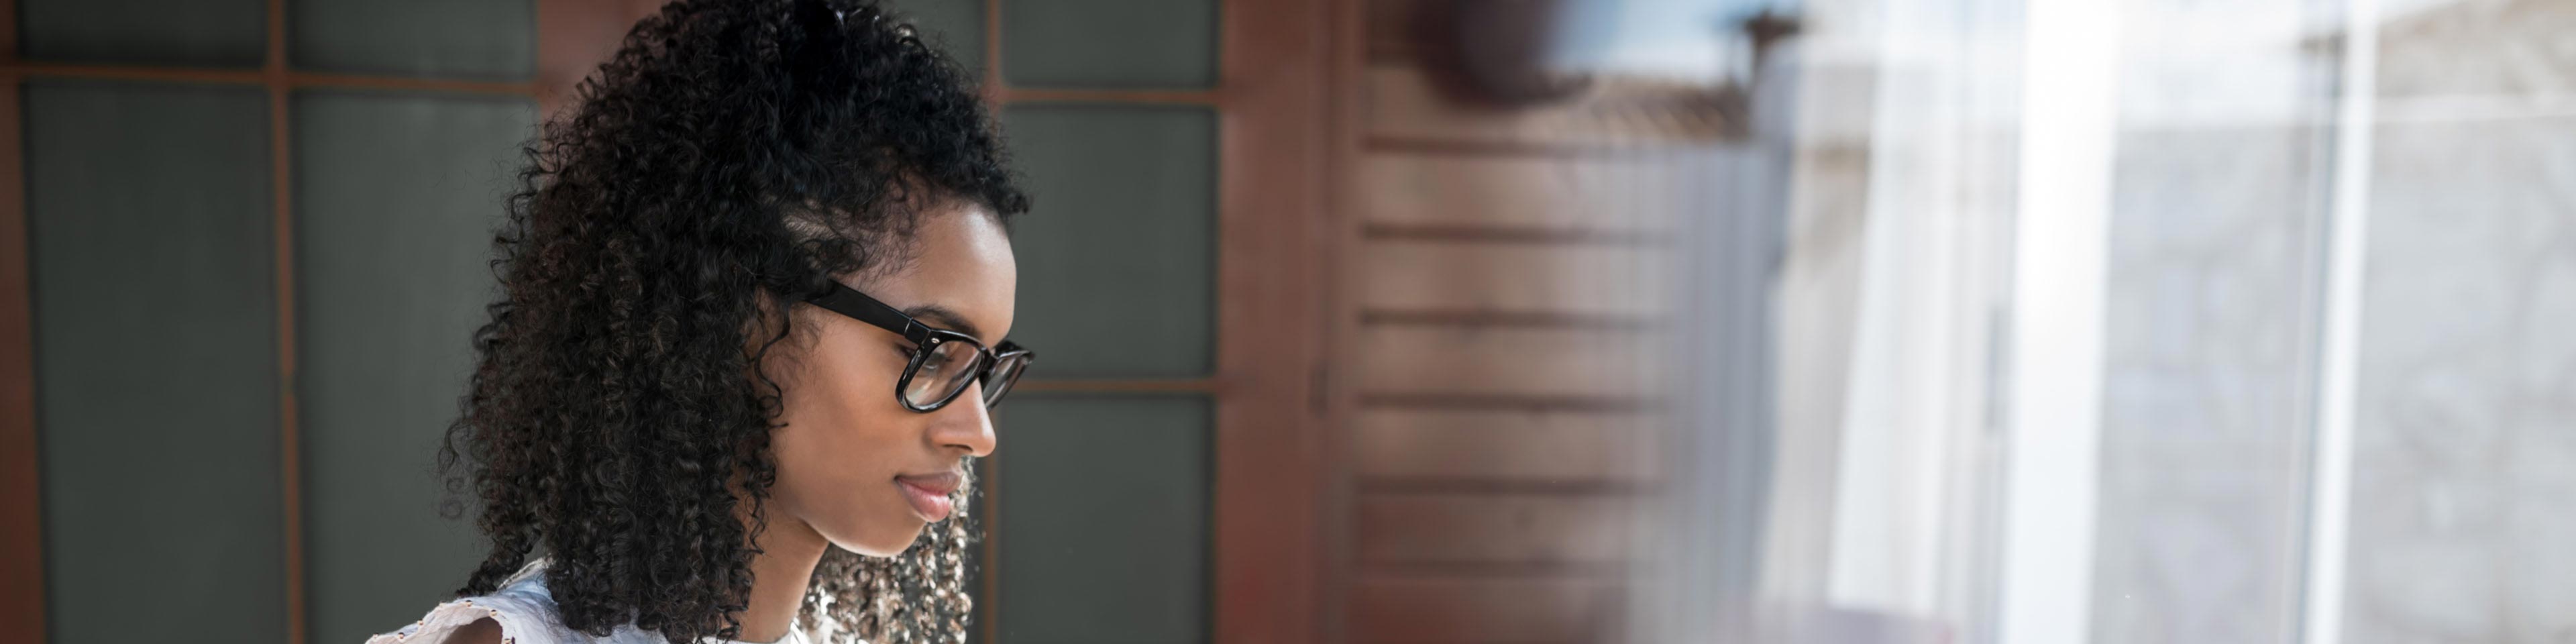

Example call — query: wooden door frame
[0,0,41,637]
[1212,0,1338,642]
[0,1,1344,641]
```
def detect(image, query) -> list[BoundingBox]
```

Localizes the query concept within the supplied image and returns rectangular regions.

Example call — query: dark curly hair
[437,0,1026,641]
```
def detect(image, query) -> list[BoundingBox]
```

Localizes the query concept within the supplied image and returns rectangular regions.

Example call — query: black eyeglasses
[805,282,1033,412]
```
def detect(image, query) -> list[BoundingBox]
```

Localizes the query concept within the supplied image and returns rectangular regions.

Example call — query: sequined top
[365,560,814,644]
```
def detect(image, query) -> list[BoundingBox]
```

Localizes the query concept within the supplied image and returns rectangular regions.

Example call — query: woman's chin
[826,519,927,557]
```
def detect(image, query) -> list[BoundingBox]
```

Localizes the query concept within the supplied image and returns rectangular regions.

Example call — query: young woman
[370,1,1030,643]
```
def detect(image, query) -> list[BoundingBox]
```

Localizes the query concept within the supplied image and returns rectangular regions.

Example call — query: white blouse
[366,560,812,644]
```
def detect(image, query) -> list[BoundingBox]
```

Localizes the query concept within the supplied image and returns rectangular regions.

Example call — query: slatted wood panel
[1364,64,1737,148]
[1354,325,1664,400]
[1358,239,1675,317]
[1350,579,1625,644]
[1359,0,1420,63]
[1335,0,1699,640]
[1352,410,1663,482]
[1358,154,1683,233]
[1358,495,1646,565]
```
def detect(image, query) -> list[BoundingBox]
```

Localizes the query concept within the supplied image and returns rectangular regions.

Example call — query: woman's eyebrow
[902,305,987,343]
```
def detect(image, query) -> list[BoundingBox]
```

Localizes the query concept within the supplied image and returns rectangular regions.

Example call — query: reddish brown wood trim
[1349,578,1623,644]
[1322,0,1366,641]
[1358,223,1669,246]
[3,64,541,98]
[1011,378,1221,394]
[978,0,1002,107]
[1358,561,1631,579]
[3,62,268,85]
[999,87,1223,106]
[290,72,536,97]
[1356,479,1661,496]
[1353,393,1660,414]
[1214,0,1334,643]
[1364,136,1669,159]
[0,0,46,635]
[1356,309,1663,331]
[264,1,308,641]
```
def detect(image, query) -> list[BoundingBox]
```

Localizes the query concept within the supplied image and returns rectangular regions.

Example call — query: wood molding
[1359,222,1668,246]
[1356,478,1661,496]
[3,62,265,86]
[1322,0,1368,641]
[289,72,535,97]
[0,0,46,637]
[0,64,539,97]
[263,1,309,642]
[981,0,1000,102]
[1364,135,1668,158]
[1213,0,1335,642]
[1354,392,1661,414]
[999,87,1222,107]
[1357,309,1662,331]
[1357,561,1630,580]
[1012,378,1221,394]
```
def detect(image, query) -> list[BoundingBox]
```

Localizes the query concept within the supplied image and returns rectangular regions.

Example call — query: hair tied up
[787,0,847,80]
[792,0,844,36]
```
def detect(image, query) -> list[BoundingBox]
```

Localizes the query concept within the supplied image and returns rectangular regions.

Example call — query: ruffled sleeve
[364,565,594,644]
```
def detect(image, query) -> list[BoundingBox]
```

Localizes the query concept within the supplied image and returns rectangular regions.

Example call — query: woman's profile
[369,0,1030,642]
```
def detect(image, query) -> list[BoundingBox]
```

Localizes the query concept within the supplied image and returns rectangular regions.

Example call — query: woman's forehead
[861,203,1016,343]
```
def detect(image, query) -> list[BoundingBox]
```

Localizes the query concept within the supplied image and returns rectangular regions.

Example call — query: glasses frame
[805,281,1032,413]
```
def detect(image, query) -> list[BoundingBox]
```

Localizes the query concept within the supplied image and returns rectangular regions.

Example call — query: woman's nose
[929,385,998,458]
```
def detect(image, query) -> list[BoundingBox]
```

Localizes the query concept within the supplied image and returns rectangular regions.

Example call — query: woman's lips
[895,472,961,522]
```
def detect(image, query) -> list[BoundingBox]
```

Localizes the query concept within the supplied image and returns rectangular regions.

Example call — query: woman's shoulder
[364,561,655,644]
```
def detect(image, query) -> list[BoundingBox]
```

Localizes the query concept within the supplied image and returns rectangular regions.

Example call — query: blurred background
[0,0,2569,643]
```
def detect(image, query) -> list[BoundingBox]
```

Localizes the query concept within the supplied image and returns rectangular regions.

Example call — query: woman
[370,1,1030,642]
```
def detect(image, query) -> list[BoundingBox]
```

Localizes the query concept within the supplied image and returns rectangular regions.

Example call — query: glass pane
[19,0,265,66]
[2345,35,2576,643]
[25,80,282,643]
[2094,128,2327,642]
[292,90,536,644]
[2088,1,2332,641]
[1002,106,1216,378]
[290,0,534,80]
[994,395,1210,643]
[1001,0,1216,89]
[885,0,985,76]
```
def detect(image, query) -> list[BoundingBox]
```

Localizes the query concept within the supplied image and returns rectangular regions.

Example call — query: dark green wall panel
[19,0,266,67]
[885,0,987,76]
[1001,0,1216,88]
[994,394,1210,644]
[1001,106,1216,378]
[25,80,282,644]
[290,0,535,80]
[290,91,535,643]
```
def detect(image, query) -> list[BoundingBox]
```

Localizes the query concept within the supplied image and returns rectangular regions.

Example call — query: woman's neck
[737,513,830,643]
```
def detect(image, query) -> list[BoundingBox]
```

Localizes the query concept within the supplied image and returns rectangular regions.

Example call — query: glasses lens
[902,338,983,409]
[981,353,1030,407]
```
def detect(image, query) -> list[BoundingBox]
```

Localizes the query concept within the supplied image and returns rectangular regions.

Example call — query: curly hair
[437,1,1026,642]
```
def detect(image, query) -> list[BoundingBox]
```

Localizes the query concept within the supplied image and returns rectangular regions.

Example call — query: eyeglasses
[804,281,1033,412]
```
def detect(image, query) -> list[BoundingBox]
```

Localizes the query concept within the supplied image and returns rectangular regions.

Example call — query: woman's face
[767,201,1015,556]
